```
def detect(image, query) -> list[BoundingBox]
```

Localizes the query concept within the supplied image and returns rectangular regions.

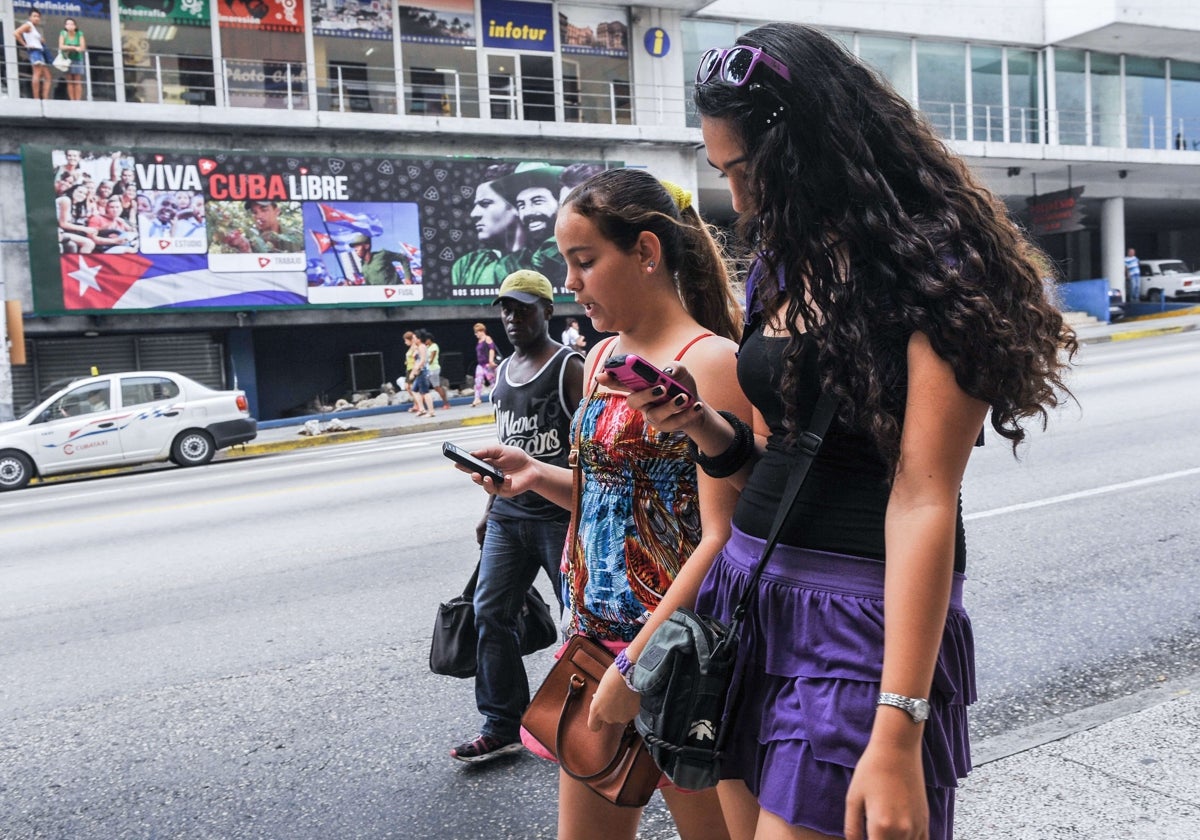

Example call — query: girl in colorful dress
[464,168,750,840]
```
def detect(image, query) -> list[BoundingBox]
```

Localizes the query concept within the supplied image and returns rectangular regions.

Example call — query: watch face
[910,699,931,723]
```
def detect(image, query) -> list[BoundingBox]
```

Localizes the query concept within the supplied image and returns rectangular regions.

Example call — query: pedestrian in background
[1124,247,1141,302]
[470,323,498,407]
[419,329,451,409]
[58,18,87,102]
[450,270,584,763]
[638,23,1075,840]
[15,10,52,101]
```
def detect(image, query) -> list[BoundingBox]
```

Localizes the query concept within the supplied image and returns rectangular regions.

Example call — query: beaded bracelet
[687,409,754,478]
[613,649,639,693]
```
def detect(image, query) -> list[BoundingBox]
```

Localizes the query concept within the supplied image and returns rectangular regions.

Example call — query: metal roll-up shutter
[38,336,137,384]
[11,341,36,413]
[136,334,225,389]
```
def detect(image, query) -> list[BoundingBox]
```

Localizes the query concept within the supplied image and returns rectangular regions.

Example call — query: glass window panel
[120,22,216,106]
[560,6,631,125]
[917,41,965,140]
[859,35,912,100]
[398,1,478,118]
[1090,52,1120,146]
[681,19,737,127]
[1125,56,1166,149]
[971,45,1003,142]
[1170,60,1200,151]
[313,0,398,115]
[1055,49,1087,145]
[219,29,307,110]
[1007,49,1040,143]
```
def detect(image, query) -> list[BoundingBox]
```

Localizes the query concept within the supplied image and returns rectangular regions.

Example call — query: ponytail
[562,168,742,341]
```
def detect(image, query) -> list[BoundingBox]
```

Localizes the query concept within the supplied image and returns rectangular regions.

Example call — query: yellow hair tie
[660,180,693,213]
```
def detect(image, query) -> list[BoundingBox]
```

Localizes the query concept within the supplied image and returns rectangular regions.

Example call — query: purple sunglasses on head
[695,45,792,87]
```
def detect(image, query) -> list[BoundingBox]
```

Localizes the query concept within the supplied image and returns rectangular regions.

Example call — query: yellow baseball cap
[493,269,554,304]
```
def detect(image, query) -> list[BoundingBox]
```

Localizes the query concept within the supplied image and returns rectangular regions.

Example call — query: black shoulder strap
[731,390,837,622]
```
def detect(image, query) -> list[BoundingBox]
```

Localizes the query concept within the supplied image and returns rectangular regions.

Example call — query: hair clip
[659,180,693,213]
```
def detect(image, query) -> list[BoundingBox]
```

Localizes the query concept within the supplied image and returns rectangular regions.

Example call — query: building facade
[3,0,1199,420]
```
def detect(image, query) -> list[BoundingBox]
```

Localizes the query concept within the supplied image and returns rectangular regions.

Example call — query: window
[1055,49,1087,145]
[313,0,397,114]
[398,1,479,118]
[559,5,631,125]
[859,36,912,100]
[119,22,216,106]
[971,46,1003,142]
[1007,49,1040,143]
[121,376,180,407]
[917,41,966,139]
[1090,52,1120,146]
[1170,60,1200,151]
[1125,57,1166,149]
[681,19,738,127]
[50,383,112,419]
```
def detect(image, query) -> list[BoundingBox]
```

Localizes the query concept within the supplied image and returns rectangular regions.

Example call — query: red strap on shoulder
[673,332,714,361]
[585,336,620,388]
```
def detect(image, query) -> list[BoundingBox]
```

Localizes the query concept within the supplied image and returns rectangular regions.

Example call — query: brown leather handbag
[521,634,661,808]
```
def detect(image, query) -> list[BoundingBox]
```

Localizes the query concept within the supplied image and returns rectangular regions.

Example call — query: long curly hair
[694,23,1075,467]
[562,168,742,342]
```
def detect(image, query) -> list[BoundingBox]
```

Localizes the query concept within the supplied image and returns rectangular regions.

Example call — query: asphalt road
[1,330,1198,838]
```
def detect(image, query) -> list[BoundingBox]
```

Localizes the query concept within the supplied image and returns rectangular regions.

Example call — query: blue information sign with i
[644,27,670,57]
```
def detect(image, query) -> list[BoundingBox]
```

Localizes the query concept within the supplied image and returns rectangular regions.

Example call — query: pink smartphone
[603,354,694,405]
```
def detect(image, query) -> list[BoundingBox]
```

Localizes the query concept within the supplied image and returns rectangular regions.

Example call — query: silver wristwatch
[876,692,931,723]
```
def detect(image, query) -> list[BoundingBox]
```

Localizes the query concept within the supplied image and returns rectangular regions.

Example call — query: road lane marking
[965,465,1200,521]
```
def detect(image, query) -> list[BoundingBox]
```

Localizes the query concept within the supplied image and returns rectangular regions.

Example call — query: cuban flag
[317,204,384,240]
[61,253,308,310]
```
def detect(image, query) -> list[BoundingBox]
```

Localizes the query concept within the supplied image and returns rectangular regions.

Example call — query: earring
[647,261,656,272]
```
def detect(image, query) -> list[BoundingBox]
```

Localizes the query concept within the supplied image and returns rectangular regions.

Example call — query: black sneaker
[450,734,523,764]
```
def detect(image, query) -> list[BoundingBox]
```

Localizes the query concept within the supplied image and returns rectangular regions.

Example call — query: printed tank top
[564,335,711,642]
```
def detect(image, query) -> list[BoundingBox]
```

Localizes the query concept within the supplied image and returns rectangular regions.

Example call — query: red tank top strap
[673,332,714,361]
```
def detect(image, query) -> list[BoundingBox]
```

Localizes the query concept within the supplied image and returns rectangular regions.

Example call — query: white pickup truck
[1136,259,1200,302]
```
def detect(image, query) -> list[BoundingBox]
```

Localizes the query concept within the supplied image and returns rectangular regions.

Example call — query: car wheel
[1148,288,1163,302]
[171,430,215,467]
[0,450,34,491]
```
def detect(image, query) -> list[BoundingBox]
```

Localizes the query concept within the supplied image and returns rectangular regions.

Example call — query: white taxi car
[0,371,257,491]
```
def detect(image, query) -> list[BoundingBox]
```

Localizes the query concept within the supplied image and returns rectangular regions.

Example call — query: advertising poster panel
[23,146,611,315]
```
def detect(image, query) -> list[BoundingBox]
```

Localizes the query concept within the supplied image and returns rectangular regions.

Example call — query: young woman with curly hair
[631,22,1076,840]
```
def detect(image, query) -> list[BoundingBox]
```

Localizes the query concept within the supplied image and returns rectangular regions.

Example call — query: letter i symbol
[653,30,663,55]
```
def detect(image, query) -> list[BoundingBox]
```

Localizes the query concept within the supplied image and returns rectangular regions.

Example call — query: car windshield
[15,377,84,419]
[1158,261,1190,274]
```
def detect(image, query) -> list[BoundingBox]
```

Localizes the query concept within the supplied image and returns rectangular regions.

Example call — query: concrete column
[1100,196,1126,298]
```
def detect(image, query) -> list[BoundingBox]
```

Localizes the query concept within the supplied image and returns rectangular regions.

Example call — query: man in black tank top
[451,270,585,763]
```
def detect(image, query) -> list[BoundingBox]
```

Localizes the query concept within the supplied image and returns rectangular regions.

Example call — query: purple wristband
[613,649,639,693]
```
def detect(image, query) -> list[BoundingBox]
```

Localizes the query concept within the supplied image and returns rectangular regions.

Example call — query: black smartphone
[603,354,694,406]
[442,441,505,484]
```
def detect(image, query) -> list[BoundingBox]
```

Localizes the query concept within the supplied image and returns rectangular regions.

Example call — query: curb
[1076,320,1199,345]
[218,411,495,459]
[971,670,1200,767]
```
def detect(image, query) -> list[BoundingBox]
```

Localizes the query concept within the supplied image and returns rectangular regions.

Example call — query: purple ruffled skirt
[694,525,976,839]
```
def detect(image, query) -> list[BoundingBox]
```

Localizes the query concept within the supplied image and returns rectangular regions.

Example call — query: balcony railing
[6,44,1200,150]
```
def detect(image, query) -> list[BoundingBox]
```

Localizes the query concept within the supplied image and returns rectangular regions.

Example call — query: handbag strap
[461,553,482,599]
[729,390,837,623]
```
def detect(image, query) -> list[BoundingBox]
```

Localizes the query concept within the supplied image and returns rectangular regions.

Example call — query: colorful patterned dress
[563,391,701,642]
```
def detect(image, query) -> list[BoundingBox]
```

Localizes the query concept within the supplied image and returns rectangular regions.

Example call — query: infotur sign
[481,0,553,52]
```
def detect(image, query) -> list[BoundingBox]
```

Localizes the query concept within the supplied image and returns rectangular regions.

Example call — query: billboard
[23,146,613,315]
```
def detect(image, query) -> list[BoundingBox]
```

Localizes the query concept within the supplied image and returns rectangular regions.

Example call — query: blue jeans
[474,515,566,741]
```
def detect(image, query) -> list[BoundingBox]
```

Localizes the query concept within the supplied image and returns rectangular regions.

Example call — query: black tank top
[489,345,580,522]
[733,324,967,572]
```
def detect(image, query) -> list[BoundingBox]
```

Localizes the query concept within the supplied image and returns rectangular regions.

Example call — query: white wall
[694,0,1046,46]
[1047,0,1200,43]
